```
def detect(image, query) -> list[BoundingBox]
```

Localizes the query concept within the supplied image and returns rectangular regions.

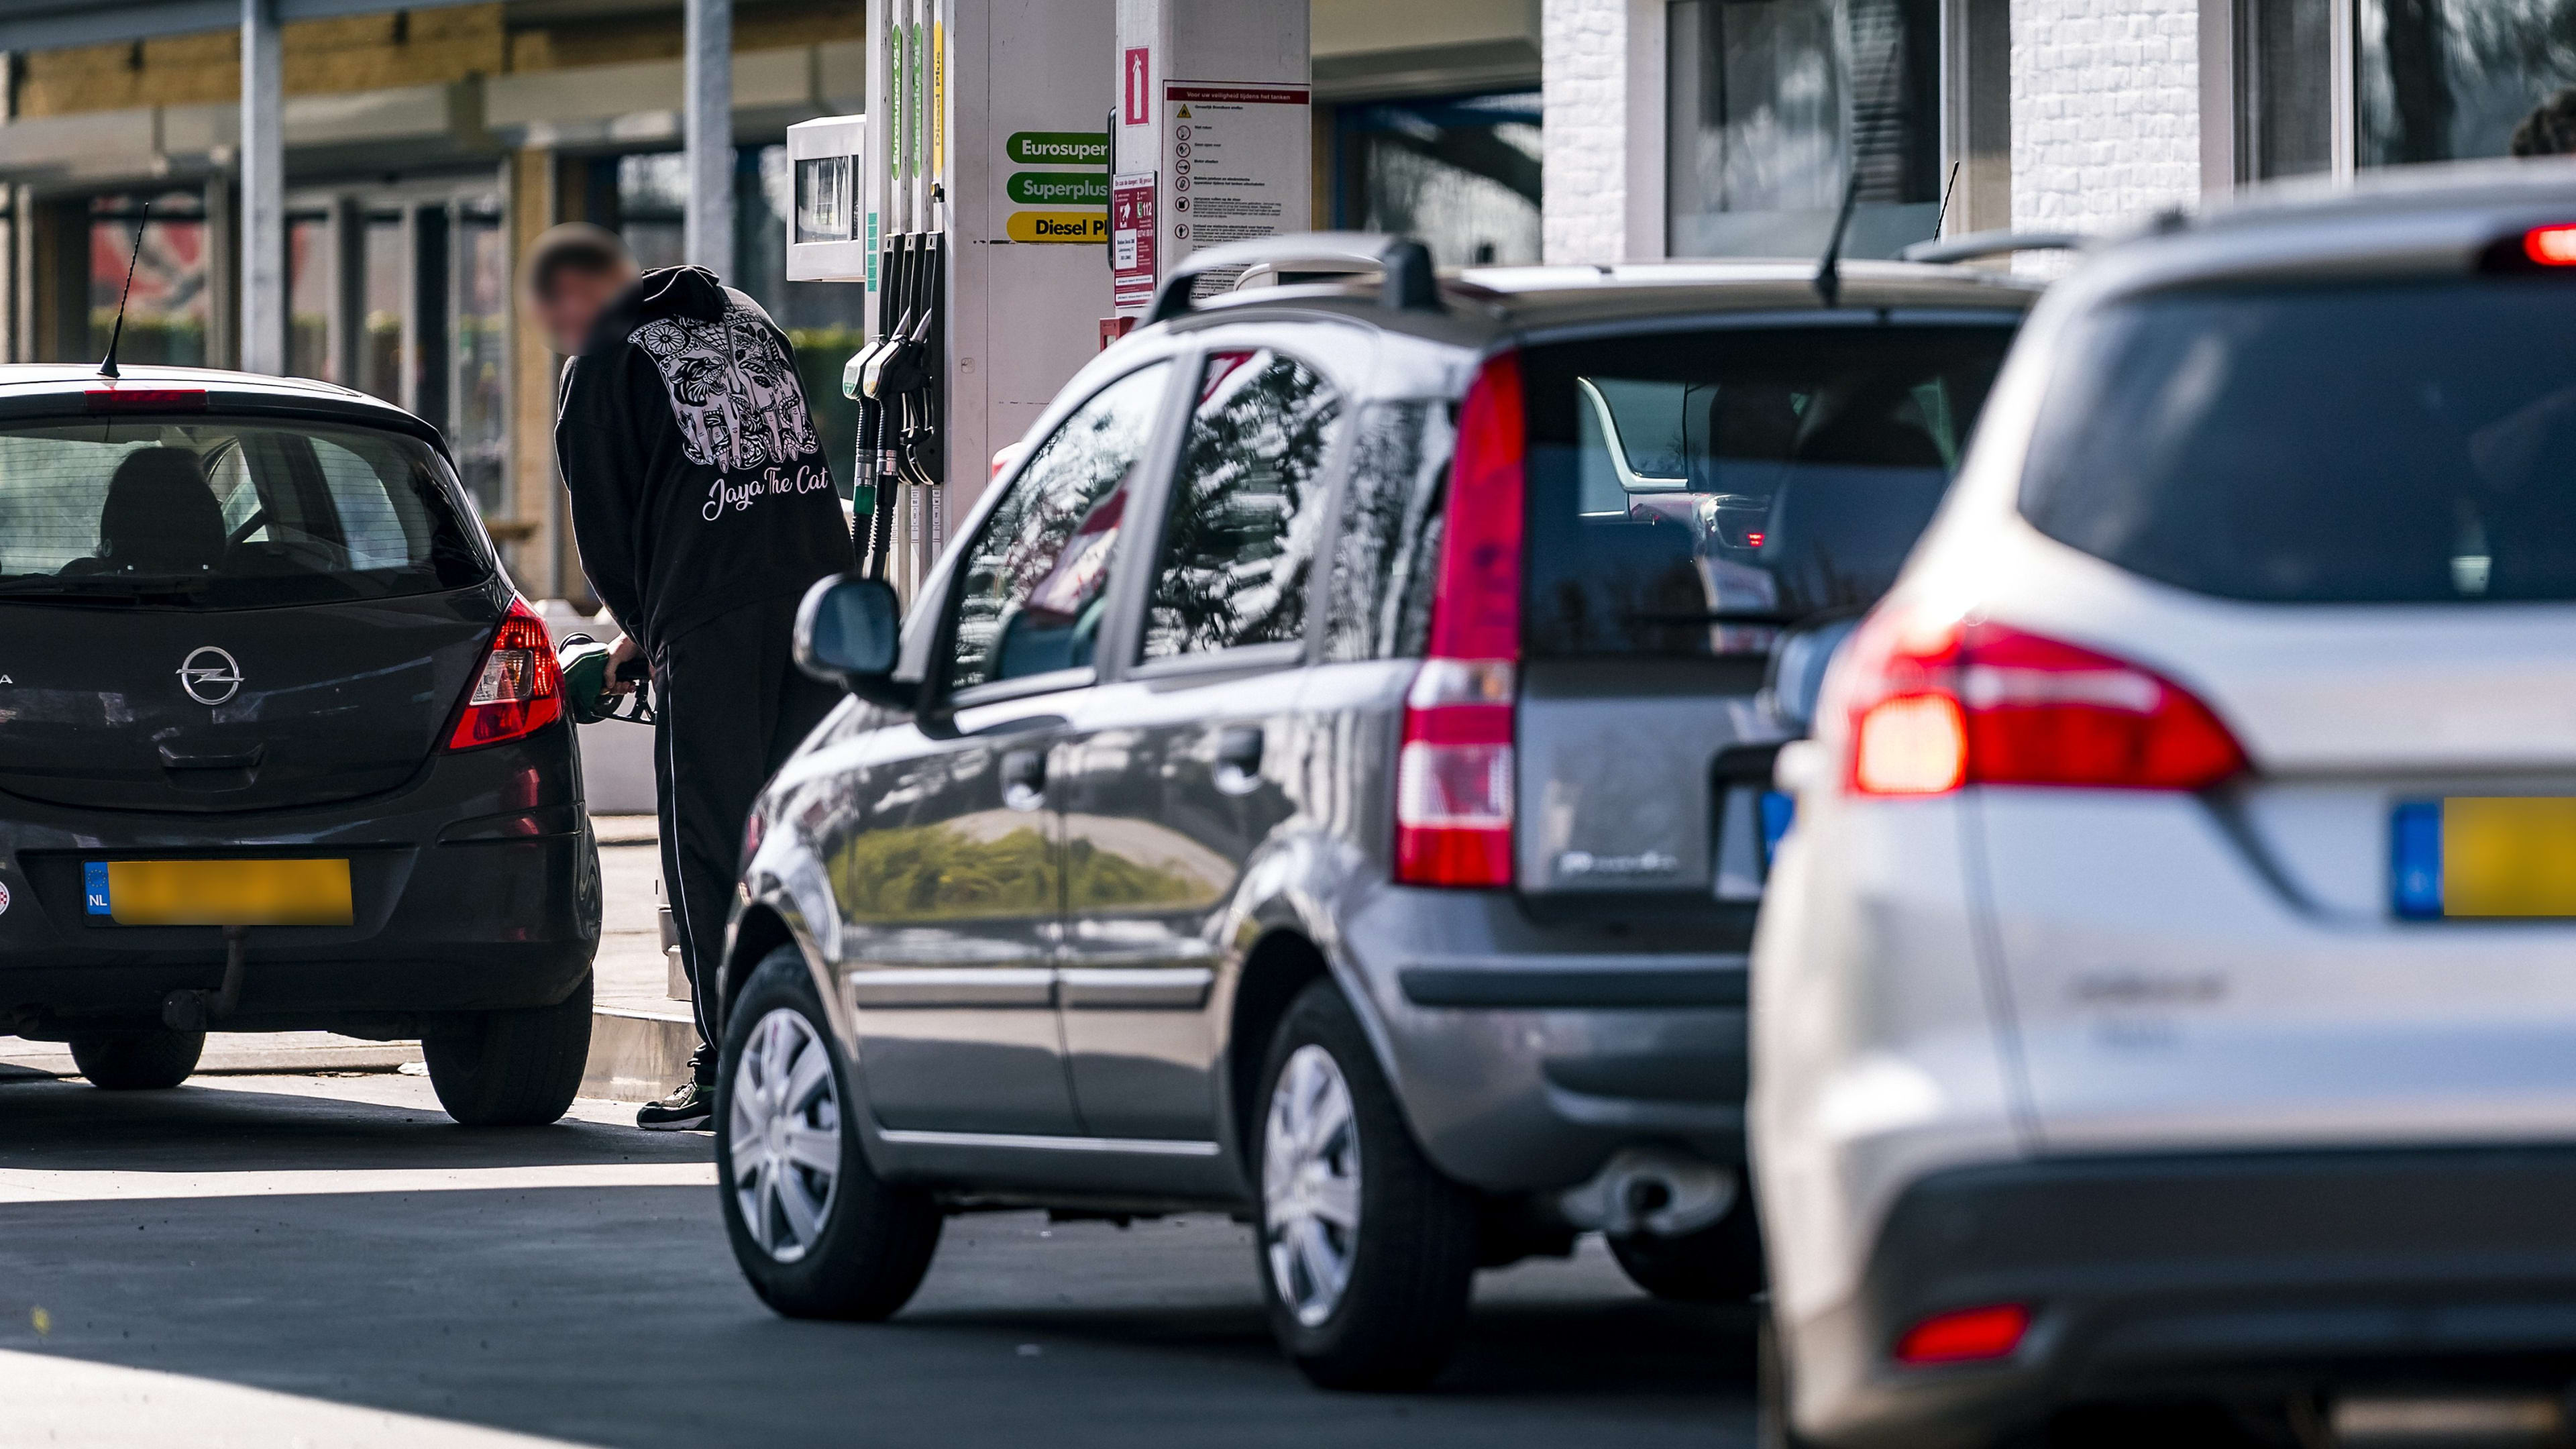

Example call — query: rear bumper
[0,728,599,1032]
[1340,885,1748,1191]
[1792,1147,2576,1449]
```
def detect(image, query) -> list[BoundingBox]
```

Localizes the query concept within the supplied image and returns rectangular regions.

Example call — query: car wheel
[68,1028,205,1090]
[422,971,594,1126]
[718,945,941,1321]
[1254,979,1479,1391]
[1609,1193,1766,1302]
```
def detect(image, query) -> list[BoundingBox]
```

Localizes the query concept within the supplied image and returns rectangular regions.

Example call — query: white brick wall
[1542,0,1636,263]
[2010,0,2205,240]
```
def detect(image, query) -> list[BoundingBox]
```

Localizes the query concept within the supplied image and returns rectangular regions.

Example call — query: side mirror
[794,574,909,705]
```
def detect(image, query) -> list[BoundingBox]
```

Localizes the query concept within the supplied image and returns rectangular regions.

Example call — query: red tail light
[2526,225,2576,266]
[447,596,564,751]
[1395,352,1525,888]
[1839,608,2245,796]
[85,385,207,413]
[1895,1304,2029,1365]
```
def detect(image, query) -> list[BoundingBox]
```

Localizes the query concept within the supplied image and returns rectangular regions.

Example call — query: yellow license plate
[86,859,353,926]
[2440,798,2576,918]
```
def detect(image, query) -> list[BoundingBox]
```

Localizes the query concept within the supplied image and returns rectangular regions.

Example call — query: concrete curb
[580,1007,698,1104]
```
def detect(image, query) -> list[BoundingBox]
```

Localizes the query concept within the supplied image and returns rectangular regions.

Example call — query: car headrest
[98,447,223,573]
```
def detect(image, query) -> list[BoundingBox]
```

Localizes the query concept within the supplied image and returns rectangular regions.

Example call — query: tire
[717,946,942,1320]
[68,1028,204,1090]
[1254,980,1480,1391]
[422,971,594,1126]
[1609,1192,1766,1302]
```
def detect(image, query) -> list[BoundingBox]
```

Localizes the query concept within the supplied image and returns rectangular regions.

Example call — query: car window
[0,418,487,608]
[2021,279,2576,602]
[1521,325,2017,659]
[1139,348,1342,659]
[946,361,1172,693]
[1325,400,1452,663]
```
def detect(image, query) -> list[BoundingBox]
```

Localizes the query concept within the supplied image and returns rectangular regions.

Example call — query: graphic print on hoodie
[555,266,853,653]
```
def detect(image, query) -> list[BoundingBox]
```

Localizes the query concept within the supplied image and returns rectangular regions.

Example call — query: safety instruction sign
[1162,82,1309,290]
[1112,171,1157,309]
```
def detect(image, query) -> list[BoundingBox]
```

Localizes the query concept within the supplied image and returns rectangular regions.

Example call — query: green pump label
[1006,132,1109,165]
[1006,172,1110,205]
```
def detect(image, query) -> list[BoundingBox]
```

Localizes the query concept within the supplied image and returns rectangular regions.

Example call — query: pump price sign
[1002,130,1110,244]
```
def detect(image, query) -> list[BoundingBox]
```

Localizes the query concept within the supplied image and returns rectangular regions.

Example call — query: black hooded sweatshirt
[553,266,852,655]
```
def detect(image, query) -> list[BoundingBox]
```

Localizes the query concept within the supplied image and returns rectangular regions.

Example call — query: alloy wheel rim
[1262,1043,1362,1327]
[729,1006,843,1264]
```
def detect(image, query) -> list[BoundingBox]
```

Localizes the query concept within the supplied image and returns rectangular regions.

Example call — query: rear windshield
[2021,280,2576,603]
[0,417,488,608]
[1521,324,2016,657]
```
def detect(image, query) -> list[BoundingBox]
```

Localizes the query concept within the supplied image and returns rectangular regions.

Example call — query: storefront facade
[1542,0,2576,265]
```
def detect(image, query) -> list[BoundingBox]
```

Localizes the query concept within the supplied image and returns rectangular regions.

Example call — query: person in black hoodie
[526,224,852,1130]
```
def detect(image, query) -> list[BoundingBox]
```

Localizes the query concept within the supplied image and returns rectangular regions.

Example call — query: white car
[1752,162,2576,1448]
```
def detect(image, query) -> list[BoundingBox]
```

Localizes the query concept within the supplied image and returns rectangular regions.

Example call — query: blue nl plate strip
[83,861,110,916]
[2391,801,2443,920]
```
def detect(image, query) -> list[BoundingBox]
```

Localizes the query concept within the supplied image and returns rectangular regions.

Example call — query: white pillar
[684,0,734,274]
[1540,0,1664,264]
[240,0,284,374]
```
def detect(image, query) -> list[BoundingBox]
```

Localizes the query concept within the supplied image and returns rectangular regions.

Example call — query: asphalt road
[0,1071,1752,1448]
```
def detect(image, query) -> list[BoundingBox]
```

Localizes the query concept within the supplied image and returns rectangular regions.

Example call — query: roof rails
[1147,231,1440,324]
[1897,228,2094,266]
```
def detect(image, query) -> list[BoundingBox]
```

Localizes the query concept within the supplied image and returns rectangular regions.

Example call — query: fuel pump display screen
[796,156,854,243]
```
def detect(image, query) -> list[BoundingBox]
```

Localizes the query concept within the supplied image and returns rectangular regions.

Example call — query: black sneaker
[637,1079,714,1131]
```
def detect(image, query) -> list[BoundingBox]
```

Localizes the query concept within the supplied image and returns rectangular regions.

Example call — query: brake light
[1395,352,1525,888]
[1839,608,2245,795]
[447,596,564,751]
[2527,225,2576,266]
[1895,1304,2029,1365]
[85,385,206,413]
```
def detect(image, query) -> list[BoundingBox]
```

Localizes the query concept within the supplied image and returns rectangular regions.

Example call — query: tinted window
[1521,325,2015,657]
[2021,281,2576,603]
[947,362,1170,692]
[1325,400,1452,662]
[1140,349,1340,659]
[0,418,486,608]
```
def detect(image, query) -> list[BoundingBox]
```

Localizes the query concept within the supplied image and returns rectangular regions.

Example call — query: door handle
[1214,725,1264,796]
[1002,747,1047,812]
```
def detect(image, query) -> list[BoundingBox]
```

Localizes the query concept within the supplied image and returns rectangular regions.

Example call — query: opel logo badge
[177,646,243,706]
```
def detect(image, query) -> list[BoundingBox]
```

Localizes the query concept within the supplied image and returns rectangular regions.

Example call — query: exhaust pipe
[162,924,247,1032]
[1558,1147,1737,1239]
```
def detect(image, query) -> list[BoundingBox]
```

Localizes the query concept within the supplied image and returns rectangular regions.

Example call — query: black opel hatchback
[0,366,598,1124]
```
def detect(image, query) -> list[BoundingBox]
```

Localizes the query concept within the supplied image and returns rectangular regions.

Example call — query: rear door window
[0,417,486,608]
[947,361,1173,693]
[1139,348,1342,660]
[1324,400,1452,662]
[2021,279,2576,602]
[1520,324,2016,657]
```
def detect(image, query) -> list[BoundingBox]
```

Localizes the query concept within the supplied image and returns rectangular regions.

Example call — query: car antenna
[1930,161,1961,243]
[97,200,149,380]
[1813,169,1864,309]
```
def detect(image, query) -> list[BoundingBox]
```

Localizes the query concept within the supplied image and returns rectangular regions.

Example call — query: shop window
[288,212,336,382]
[2239,0,2334,178]
[2357,0,2576,166]
[454,204,511,515]
[87,193,207,366]
[1332,93,1542,268]
[358,213,405,405]
[1666,0,1941,258]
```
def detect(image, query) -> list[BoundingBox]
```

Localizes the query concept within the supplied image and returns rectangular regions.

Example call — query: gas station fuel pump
[788,0,1132,606]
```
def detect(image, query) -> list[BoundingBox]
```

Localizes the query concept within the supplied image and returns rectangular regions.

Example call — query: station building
[0,0,2565,602]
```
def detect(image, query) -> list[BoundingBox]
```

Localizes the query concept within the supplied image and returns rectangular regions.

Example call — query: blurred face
[531,262,637,355]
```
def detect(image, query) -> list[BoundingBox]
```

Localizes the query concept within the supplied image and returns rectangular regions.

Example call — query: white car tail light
[1839,606,2246,795]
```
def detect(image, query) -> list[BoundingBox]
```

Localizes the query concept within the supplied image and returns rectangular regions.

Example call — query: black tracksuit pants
[651,590,841,1083]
